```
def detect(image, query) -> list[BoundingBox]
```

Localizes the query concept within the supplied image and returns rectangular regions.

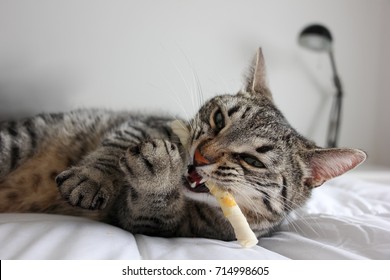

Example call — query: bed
[1,168,389,260]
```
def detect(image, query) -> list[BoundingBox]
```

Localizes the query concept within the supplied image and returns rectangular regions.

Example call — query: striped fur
[0,49,366,241]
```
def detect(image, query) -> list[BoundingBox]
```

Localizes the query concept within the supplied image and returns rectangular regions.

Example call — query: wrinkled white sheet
[1,174,389,259]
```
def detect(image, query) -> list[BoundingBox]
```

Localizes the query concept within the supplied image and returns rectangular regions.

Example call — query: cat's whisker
[233,180,271,219]
[286,211,322,238]
[288,200,325,238]
[178,46,205,110]
[171,61,198,117]
[162,46,198,117]
[192,65,205,109]
[228,177,323,238]
[164,83,193,124]
[275,190,323,237]
[284,215,304,235]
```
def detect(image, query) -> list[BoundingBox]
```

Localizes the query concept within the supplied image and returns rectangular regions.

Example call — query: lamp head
[298,24,333,52]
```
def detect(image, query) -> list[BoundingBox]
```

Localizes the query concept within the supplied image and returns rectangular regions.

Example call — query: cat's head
[172,48,366,231]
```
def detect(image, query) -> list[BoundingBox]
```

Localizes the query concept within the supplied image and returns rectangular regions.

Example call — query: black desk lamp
[298,24,343,148]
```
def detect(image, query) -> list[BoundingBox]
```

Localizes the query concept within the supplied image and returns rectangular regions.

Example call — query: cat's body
[0,49,366,242]
[0,110,233,239]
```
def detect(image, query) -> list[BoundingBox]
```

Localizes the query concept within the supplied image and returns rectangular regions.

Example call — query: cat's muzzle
[185,165,209,193]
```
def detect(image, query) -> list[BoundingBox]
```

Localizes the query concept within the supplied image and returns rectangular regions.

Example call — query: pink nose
[194,148,210,166]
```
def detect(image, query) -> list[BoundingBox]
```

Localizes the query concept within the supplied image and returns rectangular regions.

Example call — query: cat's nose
[194,147,210,166]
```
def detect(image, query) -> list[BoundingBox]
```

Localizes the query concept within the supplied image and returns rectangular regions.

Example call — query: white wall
[0,0,389,166]
[376,0,390,167]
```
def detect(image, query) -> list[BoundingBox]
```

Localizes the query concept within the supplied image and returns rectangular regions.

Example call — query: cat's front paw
[56,167,114,210]
[119,139,184,188]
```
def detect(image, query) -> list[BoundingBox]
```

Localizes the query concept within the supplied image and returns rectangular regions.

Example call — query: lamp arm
[329,50,343,97]
[327,50,343,148]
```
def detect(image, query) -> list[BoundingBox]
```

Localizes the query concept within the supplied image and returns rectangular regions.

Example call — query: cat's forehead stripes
[194,94,290,147]
[208,95,279,122]
[256,145,274,153]
[227,106,241,117]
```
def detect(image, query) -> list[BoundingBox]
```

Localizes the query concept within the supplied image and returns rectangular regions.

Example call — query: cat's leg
[55,147,122,210]
[117,138,187,232]
[120,138,186,192]
[55,123,148,210]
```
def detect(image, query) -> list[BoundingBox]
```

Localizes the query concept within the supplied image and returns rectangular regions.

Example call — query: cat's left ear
[244,48,273,100]
[304,148,367,188]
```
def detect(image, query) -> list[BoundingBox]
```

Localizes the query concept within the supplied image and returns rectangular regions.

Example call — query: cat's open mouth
[186,165,209,193]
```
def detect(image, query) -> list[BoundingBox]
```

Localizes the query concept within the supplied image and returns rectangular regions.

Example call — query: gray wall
[0,0,389,166]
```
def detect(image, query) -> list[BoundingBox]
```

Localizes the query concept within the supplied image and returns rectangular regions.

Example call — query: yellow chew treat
[207,182,258,248]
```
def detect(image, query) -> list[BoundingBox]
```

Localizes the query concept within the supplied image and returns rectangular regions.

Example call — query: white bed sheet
[1,173,389,260]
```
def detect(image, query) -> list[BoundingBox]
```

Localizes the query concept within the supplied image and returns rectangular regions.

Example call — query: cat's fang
[187,165,204,186]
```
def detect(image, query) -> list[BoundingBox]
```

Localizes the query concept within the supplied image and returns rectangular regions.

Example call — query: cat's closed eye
[237,153,266,169]
[211,109,225,133]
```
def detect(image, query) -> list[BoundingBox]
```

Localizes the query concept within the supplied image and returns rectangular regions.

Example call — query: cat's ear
[245,48,273,100]
[304,148,367,188]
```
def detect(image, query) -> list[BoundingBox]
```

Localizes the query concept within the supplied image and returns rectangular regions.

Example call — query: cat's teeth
[200,178,206,184]
[190,182,197,189]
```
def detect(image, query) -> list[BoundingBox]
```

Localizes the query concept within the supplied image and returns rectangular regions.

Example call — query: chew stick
[206,182,258,248]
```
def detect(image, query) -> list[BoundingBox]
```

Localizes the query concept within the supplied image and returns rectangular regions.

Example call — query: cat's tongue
[186,165,209,193]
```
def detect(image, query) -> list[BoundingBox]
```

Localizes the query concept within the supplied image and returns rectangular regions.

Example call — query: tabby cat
[0,49,366,242]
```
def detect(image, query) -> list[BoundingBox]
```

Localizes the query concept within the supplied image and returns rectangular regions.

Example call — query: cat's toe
[67,178,109,209]
[56,168,111,210]
[55,170,74,188]
[55,170,79,198]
